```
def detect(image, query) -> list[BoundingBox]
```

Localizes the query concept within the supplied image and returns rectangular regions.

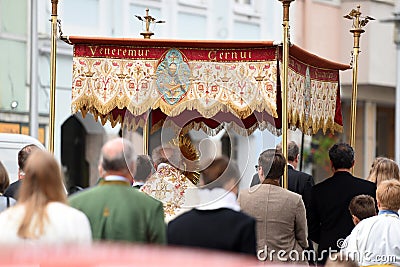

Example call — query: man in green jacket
[69,138,166,244]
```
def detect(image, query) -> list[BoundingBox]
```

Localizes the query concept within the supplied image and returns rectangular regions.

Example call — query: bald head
[100,138,136,181]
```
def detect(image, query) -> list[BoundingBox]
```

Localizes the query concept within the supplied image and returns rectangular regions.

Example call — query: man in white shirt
[341,179,400,266]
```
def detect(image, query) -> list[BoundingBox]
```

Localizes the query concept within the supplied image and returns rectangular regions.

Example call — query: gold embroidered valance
[67,37,350,136]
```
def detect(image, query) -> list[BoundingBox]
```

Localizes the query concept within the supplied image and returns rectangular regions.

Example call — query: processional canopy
[66,37,349,136]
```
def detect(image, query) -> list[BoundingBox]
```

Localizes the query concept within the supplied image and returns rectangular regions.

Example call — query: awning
[67,37,350,136]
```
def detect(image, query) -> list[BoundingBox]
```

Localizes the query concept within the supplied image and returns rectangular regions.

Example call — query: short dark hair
[258,149,286,180]
[287,141,299,162]
[135,155,154,182]
[201,156,240,189]
[348,194,376,220]
[329,143,354,170]
[18,144,40,171]
[275,141,298,162]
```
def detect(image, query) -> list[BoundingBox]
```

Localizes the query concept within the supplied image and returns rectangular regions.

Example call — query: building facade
[292,0,396,179]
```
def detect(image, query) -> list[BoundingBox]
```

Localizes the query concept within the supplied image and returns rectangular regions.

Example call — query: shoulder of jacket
[286,189,303,200]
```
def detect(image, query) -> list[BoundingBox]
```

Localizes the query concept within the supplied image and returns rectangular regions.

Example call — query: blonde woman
[367,157,400,185]
[0,150,92,245]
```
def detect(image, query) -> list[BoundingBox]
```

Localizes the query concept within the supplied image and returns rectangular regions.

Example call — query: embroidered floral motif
[141,165,189,216]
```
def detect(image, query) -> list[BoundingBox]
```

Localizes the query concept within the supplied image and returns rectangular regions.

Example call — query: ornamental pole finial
[344,5,374,168]
[135,8,165,39]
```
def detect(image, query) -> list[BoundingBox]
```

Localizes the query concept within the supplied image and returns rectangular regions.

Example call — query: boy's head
[348,194,376,225]
[201,156,240,195]
[376,179,400,211]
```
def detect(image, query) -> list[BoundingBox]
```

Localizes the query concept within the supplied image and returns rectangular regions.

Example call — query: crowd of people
[0,137,399,266]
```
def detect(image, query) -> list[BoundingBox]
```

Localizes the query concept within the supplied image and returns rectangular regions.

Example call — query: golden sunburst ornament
[171,135,200,185]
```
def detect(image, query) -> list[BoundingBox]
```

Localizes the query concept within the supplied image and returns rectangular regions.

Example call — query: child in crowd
[341,180,400,266]
[348,194,377,225]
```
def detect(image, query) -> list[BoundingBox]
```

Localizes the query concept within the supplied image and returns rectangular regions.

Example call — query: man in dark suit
[308,143,376,265]
[4,144,39,200]
[284,141,315,206]
[251,141,315,204]
[277,141,315,264]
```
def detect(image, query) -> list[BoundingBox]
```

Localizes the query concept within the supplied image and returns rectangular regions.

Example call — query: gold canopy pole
[135,9,165,155]
[344,6,374,172]
[143,111,149,155]
[48,0,59,154]
[279,0,294,189]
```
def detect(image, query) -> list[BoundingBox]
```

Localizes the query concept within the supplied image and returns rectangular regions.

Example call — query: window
[177,12,207,39]
[0,0,27,35]
[59,0,101,36]
[312,0,341,6]
[233,21,260,40]
[235,0,253,4]
[178,0,208,8]
[234,0,257,16]
[0,40,27,111]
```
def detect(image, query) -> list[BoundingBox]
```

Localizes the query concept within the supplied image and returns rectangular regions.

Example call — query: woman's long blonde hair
[17,150,67,239]
[367,157,400,186]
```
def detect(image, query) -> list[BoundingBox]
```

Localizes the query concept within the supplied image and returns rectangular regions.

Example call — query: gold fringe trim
[72,91,278,120]
[71,94,157,118]
[73,92,341,137]
[151,97,278,120]
[76,105,342,137]
[156,118,281,137]
[287,108,343,136]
